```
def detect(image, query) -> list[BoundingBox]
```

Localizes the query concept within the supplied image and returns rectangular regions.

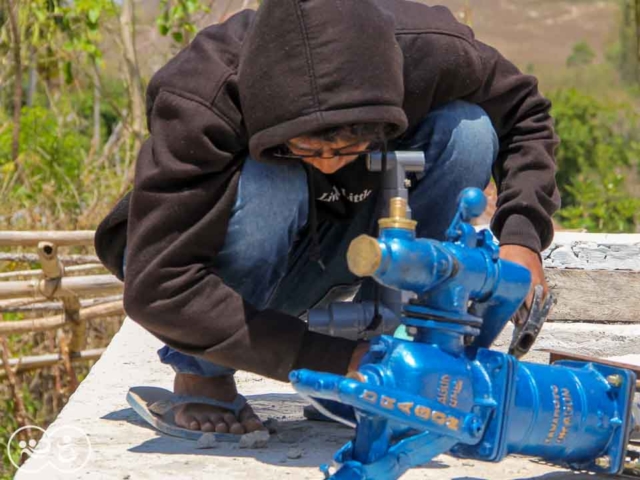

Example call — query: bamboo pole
[0,338,30,427]
[0,294,123,313]
[37,242,64,278]
[0,231,95,247]
[0,263,105,280]
[0,297,46,310]
[64,295,85,353]
[0,274,123,300]
[37,241,64,298]
[0,348,105,377]
[35,242,88,353]
[0,301,124,335]
[58,335,78,390]
[49,332,61,413]
[0,253,100,264]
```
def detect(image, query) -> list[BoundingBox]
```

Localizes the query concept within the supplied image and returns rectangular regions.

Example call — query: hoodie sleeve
[464,40,561,253]
[124,89,356,382]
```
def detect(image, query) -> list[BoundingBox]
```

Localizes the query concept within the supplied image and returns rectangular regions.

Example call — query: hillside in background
[131,0,618,84]
[436,0,616,67]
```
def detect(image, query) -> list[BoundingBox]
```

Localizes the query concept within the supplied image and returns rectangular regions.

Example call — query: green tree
[156,0,211,48]
[549,88,640,232]
[609,0,640,86]
[566,41,596,68]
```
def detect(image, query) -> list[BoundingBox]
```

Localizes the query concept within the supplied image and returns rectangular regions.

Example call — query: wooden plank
[0,230,95,247]
[547,269,640,322]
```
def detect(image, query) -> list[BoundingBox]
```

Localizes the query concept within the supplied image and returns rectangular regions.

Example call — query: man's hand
[499,244,548,313]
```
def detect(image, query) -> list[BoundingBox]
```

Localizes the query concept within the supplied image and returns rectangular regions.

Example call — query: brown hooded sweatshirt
[95,0,560,382]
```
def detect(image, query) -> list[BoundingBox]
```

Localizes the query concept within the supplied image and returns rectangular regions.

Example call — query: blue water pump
[290,187,639,480]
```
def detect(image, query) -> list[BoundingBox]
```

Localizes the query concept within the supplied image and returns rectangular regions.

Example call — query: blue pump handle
[290,369,482,444]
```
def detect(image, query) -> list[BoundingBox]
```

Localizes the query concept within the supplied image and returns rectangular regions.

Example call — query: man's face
[287,136,371,174]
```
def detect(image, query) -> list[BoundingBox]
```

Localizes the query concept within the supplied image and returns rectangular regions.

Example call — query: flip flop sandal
[126,386,247,441]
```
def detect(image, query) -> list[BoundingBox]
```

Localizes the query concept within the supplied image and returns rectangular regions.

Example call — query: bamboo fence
[0,231,124,380]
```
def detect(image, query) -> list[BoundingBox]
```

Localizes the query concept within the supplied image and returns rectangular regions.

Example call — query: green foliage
[0,106,89,212]
[0,75,130,226]
[608,0,640,86]
[0,396,20,480]
[0,0,128,475]
[157,0,211,47]
[549,88,640,232]
[566,41,595,68]
[560,174,640,231]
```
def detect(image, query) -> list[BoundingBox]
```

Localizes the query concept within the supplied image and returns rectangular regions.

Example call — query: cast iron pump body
[290,187,639,480]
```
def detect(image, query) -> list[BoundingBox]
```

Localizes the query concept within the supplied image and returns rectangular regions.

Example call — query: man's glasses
[272,143,381,160]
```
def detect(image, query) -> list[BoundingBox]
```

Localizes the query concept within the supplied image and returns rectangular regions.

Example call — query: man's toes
[214,421,230,433]
[198,413,224,433]
[182,415,200,431]
[175,408,200,430]
[219,412,242,434]
[223,412,237,425]
[242,417,264,433]
[239,406,264,433]
[200,421,216,432]
[240,410,264,433]
[229,422,245,435]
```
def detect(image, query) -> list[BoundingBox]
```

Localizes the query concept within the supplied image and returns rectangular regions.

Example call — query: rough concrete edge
[543,233,640,271]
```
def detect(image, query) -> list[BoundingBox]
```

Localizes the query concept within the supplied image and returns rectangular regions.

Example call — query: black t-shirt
[311,155,380,221]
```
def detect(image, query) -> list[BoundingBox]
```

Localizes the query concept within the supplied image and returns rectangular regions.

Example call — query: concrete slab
[16,319,633,480]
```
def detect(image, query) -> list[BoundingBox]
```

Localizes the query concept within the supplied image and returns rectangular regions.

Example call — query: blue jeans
[157,101,498,377]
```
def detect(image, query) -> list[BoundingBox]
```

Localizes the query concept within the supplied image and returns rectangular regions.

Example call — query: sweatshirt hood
[238,0,408,162]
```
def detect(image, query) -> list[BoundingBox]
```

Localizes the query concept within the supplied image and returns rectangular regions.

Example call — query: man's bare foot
[173,373,264,434]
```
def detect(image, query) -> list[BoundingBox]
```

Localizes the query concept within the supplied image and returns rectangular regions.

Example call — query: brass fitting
[606,374,623,388]
[347,235,382,277]
[595,456,611,469]
[625,458,640,476]
[378,197,417,231]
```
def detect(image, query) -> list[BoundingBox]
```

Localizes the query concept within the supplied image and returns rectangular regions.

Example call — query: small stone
[196,433,218,449]
[461,460,475,467]
[263,417,280,434]
[239,430,270,449]
[287,447,303,459]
